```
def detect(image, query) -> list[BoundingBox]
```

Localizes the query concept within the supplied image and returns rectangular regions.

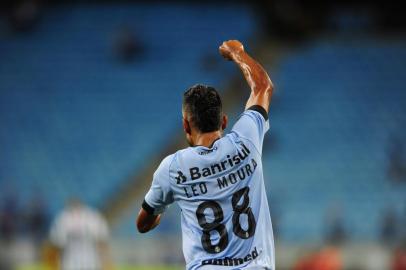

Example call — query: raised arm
[219,40,274,112]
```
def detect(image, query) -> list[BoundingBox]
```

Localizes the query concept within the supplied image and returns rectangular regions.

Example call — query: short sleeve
[231,105,270,153]
[143,155,174,215]
[49,214,66,248]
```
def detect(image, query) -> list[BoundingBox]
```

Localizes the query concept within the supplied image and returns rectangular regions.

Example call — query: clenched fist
[219,40,244,61]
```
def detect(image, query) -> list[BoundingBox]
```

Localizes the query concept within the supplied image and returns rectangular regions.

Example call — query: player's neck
[193,130,222,148]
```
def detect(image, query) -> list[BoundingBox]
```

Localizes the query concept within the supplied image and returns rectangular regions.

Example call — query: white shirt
[50,205,109,270]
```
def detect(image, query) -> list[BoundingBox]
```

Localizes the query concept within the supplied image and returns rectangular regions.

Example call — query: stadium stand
[0,4,256,214]
[1,3,405,244]
[263,38,406,242]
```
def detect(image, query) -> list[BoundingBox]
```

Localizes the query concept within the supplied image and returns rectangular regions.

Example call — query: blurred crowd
[0,193,48,243]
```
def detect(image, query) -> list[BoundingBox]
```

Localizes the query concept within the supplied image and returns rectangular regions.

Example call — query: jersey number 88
[195,187,256,253]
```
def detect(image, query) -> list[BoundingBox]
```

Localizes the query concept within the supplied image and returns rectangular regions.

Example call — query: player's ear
[183,118,192,135]
[221,114,228,130]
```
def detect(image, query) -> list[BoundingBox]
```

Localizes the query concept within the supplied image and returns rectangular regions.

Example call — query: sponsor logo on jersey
[189,143,251,180]
[175,171,187,184]
[198,146,218,155]
[201,247,259,266]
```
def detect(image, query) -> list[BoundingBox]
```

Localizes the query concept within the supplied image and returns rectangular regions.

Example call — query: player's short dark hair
[183,84,223,133]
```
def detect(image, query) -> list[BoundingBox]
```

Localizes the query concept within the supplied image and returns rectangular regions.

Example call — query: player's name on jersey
[217,158,257,190]
[181,143,258,198]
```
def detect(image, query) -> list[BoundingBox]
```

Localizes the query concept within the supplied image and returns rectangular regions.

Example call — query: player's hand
[219,40,244,61]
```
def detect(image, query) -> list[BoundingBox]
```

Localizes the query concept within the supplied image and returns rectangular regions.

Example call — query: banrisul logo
[175,171,187,184]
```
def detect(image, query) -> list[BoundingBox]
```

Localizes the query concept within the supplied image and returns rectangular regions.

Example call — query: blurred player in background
[137,40,275,270]
[49,199,113,270]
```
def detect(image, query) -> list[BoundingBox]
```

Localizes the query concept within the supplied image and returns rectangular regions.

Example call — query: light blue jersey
[143,107,275,270]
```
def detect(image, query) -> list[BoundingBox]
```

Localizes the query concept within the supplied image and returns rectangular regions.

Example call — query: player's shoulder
[52,210,68,227]
[155,147,195,173]
[153,151,184,187]
[156,153,176,173]
[161,153,176,165]
[169,145,198,161]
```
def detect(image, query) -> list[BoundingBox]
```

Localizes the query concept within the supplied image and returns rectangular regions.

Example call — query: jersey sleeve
[143,155,175,215]
[49,214,66,248]
[231,105,270,153]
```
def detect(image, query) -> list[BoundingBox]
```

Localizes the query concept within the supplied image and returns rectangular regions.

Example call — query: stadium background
[1,0,406,269]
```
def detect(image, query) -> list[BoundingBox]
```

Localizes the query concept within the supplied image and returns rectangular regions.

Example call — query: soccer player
[49,199,113,270]
[137,40,275,270]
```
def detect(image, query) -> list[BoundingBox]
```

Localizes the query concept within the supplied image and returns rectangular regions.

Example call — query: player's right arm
[219,40,274,112]
[220,40,274,153]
